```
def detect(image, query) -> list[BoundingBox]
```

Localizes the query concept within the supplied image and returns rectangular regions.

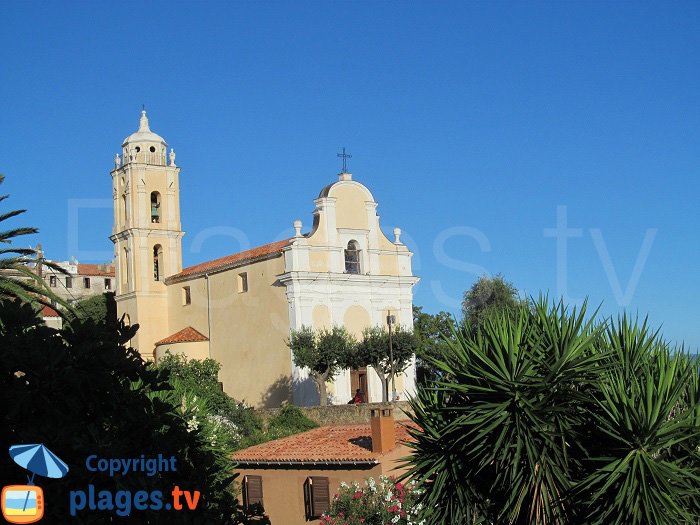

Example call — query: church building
[110,111,419,407]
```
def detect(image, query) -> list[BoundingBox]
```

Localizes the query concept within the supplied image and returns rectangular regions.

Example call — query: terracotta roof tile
[77,263,115,277]
[155,326,209,346]
[41,305,60,318]
[233,422,414,465]
[166,239,291,282]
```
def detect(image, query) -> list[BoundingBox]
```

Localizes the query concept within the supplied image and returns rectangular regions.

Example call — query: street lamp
[387,311,397,403]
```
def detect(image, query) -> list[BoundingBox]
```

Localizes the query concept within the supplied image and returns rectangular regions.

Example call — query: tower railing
[124,152,167,166]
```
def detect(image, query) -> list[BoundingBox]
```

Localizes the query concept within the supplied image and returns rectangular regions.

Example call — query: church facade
[110,112,419,407]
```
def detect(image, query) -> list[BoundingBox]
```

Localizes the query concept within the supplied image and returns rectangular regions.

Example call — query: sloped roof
[41,305,60,318]
[166,239,291,283]
[155,326,209,346]
[77,263,115,277]
[232,422,414,465]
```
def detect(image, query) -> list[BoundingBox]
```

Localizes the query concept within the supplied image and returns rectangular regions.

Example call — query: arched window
[150,192,161,223]
[344,240,361,274]
[153,245,163,281]
[121,195,127,224]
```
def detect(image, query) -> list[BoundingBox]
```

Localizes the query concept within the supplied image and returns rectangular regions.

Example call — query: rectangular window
[65,276,72,288]
[83,277,91,289]
[49,275,57,287]
[237,272,248,293]
[104,278,111,290]
[182,286,191,306]
[305,476,330,519]
[243,475,263,511]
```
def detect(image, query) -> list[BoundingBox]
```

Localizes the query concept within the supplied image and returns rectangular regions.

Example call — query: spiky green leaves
[404,299,700,525]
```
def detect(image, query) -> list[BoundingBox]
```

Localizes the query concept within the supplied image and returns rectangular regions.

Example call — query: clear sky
[1,1,698,350]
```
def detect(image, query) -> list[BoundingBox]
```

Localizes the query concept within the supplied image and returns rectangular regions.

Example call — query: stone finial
[338,172,352,181]
[114,153,121,169]
[169,148,176,167]
[393,227,402,244]
[139,110,150,132]
[293,219,303,237]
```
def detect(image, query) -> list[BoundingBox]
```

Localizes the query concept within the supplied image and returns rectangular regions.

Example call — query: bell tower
[110,110,184,359]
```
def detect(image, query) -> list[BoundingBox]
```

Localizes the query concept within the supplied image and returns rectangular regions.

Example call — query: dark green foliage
[356,326,418,402]
[412,305,455,384]
[66,291,118,327]
[288,326,356,406]
[404,298,700,525]
[0,299,241,523]
[266,405,318,440]
[462,274,521,330]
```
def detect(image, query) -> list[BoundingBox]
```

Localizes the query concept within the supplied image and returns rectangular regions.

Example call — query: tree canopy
[462,273,521,329]
[287,326,356,405]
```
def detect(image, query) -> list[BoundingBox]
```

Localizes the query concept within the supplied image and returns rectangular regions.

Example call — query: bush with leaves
[154,352,263,449]
[404,298,700,525]
[0,299,247,523]
[323,476,424,525]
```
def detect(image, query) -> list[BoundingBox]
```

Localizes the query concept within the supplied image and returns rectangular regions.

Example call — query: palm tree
[0,174,66,312]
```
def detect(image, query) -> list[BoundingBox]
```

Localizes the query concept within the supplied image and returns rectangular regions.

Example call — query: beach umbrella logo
[2,443,69,524]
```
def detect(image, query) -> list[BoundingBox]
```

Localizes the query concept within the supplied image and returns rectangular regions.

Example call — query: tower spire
[139,109,150,132]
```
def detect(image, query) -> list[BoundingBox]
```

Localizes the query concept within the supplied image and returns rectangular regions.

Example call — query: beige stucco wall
[330,185,370,230]
[343,305,371,338]
[154,340,209,361]
[311,304,332,330]
[235,445,410,525]
[166,255,292,407]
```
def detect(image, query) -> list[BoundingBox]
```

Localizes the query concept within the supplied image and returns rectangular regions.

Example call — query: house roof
[232,422,414,466]
[41,305,60,318]
[77,263,115,277]
[155,326,209,346]
[165,239,291,283]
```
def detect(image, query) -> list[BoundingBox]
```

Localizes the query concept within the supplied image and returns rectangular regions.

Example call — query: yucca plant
[403,298,605,524]
[574,318,700,525]
[404,300,700,525]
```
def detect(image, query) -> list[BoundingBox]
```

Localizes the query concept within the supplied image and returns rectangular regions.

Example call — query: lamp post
[387,311,397,402]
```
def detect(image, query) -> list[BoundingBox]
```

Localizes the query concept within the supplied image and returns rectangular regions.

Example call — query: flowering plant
[322,475,424,525]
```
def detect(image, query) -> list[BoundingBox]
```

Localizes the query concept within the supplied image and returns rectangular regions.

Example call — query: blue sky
[1,1,698,350]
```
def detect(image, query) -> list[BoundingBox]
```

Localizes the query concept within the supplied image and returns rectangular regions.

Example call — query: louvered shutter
[243,475,263,509]
[305,476,330,518]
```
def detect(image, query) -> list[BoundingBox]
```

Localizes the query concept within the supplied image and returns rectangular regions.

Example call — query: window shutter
[305,476,330,518]
[243,475,263,509]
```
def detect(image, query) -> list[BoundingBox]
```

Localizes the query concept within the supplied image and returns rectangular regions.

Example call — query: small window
[49,275,57,287]
[149,146,156,153]
[344,240,361,274]
[153,245,163,281]
[135,146,141,153]
[150,192,161,223]
[304,476,330,519]
[104,278,111,290]
[83,277,91,289]
[238,272,248,293]
[65,276,72,288]
[182,286,191,306]
[243,475,264,512]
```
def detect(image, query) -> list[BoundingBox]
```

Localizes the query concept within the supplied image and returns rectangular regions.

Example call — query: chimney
[370,407,396,454]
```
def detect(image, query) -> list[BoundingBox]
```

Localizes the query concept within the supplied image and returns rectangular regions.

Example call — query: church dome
[122,110,167,147]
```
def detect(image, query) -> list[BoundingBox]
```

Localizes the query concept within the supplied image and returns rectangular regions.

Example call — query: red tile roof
[166,239,291,283]
[78,263,115,277]
[41,305,60,318]
[155,326,209,346]
[233,422,414,465]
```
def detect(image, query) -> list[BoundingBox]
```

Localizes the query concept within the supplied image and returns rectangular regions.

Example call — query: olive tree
[287,326,356,406]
